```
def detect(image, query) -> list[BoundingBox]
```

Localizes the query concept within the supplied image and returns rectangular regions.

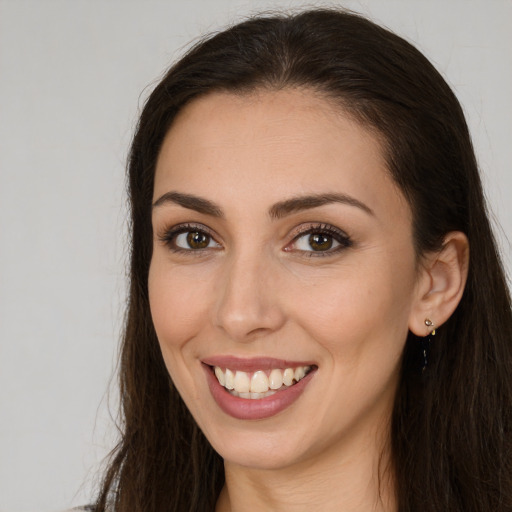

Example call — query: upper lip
[201,355,316,372]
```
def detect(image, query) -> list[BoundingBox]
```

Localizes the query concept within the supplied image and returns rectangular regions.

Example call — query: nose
[214,250,286,342]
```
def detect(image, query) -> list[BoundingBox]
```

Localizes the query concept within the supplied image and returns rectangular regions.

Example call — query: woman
[91,8,511,512]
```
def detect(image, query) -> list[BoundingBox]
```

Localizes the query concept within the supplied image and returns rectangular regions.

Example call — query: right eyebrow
[152,191,224,218]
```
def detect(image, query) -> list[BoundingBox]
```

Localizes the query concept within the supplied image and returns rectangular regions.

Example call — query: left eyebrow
[268,193,374,219]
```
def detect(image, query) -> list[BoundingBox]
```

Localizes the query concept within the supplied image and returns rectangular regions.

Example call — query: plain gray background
[1,1,510,510]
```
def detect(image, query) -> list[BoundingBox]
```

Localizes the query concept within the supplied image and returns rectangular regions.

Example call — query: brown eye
[295,232,338,252]
[308,233,333,251]
[169,229,220,251]
[289,225,352,256]
[186,231,210,249]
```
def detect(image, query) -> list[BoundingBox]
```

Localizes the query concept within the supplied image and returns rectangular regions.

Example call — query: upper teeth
[214,365,311,397]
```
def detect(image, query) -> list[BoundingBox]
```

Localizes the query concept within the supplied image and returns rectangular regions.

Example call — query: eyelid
[156,221,351,256]
[158,222,221,251]
[286,222,352,255]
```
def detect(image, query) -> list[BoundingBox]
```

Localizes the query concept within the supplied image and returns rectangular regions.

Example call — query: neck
[216,420,396,512]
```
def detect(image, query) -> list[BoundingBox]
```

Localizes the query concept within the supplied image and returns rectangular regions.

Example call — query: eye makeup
[285,222,353,257]
[157,222,221,255]
[157,220,352,258]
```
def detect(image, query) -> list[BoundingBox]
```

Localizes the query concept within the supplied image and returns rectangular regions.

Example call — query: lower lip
[203,364,316,420]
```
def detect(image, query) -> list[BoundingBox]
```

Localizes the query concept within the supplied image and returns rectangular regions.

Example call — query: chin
[211,430,306,470]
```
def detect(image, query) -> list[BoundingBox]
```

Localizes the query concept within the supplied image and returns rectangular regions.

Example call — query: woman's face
[149,89,421,470]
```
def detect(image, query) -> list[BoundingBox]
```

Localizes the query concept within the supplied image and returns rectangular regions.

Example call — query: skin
[148,88,468,511]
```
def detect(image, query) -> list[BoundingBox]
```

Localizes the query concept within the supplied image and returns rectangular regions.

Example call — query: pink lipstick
[202,356,316,420]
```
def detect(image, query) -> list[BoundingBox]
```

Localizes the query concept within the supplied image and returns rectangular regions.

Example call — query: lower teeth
[228,386,290,399]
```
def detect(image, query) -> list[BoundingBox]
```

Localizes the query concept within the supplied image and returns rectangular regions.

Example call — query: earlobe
[409,231,469,336]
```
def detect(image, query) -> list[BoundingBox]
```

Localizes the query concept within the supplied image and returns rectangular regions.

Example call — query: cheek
[148,256,217,406]
[148,256,212,353]
[291,258,416,361]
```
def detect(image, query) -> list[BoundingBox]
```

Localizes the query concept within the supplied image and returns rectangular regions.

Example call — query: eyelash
[158,222,353,257]
[287,223,353,257]
[158,223,220,255]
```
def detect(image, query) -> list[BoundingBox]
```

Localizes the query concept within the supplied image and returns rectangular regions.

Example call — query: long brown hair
[95,9,512,511]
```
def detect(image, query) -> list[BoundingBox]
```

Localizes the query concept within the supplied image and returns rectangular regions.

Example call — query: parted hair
[95,8,512,511]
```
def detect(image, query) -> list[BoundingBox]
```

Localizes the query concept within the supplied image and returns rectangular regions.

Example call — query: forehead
[158,88,382,164]
[154,88,407,223]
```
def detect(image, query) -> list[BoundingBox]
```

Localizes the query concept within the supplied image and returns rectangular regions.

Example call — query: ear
[409,231,469,336]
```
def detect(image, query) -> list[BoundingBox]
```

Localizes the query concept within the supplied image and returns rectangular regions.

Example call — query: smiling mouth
[211,365,314,399]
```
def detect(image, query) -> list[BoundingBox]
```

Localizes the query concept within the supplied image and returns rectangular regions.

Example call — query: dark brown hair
[95,8,512,511]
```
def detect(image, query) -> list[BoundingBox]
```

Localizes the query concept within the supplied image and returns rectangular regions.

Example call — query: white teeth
[230,389,278,399]
[250,370,269,393]
[213,365,312,399]
[225,368,235,390]
[214,366,225,386]
[269,369,283,389]
[294,366,306,381]
[283,368,294,386]
[234,371,250,392]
